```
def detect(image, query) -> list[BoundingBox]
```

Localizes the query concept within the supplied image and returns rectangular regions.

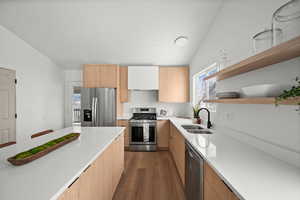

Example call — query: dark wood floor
[113,151,186,200]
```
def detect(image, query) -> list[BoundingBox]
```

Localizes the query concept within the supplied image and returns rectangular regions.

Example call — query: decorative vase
[192,117,201,124]
[192,118,198,124]
[197,118,202,124]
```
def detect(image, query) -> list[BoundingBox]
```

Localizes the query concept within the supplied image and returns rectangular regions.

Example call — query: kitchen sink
[186,129,212,134]
[181,124,212,134]
[181,125,203,130]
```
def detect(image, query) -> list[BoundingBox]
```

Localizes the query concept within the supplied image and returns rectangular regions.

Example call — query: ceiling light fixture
[174,36,189,47]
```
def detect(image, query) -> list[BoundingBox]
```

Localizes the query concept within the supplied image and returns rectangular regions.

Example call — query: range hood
[128,66,159,90]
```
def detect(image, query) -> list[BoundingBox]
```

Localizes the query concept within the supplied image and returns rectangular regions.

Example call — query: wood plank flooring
[113,151,186,200]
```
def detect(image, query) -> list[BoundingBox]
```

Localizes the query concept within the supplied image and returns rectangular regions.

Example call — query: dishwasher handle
[186,141,204,162]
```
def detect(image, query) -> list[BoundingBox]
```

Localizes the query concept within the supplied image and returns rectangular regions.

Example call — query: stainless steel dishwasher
[185,141,204,200]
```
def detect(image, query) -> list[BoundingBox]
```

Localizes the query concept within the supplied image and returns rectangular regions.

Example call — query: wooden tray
[7,133,80,166]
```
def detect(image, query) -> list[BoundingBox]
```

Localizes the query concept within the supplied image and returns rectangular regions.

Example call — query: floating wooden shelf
[204,97,300,105]
[204,36,300,81]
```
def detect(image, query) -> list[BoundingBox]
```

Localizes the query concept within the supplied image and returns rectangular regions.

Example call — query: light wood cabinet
[169,123,185,186]
[229,191,240,200]
[204,180,221,200]
[112,134,124,194]
[159,66,189,102]
[204,162,239,200]
[83,64,99,88]
[78,165,96,200]
[169,123,176,159]
[83,64,118,88]
[58,132,124,200]
[103,140,114,200]
[117,120,129,148]
[99,64,118,88]
[94,151,105,199]
[174,128,185,186]
[157,120,169,150]
[118,134,124,187]
[119,66,129,102]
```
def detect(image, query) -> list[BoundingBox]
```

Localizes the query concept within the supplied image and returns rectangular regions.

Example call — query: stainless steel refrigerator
[81,88,116,127]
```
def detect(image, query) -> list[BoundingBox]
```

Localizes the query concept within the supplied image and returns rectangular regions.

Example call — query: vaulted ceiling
[0,0,223,68]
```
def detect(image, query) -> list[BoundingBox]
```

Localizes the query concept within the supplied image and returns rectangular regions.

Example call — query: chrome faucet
[199,108,212,129]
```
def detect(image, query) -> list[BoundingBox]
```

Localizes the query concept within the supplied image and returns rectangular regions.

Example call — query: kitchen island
[0,126,125,200]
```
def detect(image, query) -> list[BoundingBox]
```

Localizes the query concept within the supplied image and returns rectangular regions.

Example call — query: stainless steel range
[129,107,157,151]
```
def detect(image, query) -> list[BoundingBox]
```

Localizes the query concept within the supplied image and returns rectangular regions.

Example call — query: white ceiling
[0,0,223,69]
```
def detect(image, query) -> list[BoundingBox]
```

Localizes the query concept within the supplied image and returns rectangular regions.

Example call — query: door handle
[68,177,79,188]
[222,179,233,192]
[83,164,91,172]
[94,97,98,126]
[91,97,95,126]
[188,149,194,159]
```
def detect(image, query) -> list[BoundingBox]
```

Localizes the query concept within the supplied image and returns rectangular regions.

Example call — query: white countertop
[1,120,299,200]
[0,126,125,200]
[169,118,300,200]
[117,115,132,120]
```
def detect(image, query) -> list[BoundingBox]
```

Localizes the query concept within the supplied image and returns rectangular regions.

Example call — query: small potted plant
[192,104,201,124]
[275,77,300,111]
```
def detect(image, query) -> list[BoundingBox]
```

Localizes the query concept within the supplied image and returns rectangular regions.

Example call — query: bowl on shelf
[216,91,240,99]
[240,84,291,97]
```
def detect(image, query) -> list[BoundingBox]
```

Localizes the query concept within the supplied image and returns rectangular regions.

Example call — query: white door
[0,68,16,145]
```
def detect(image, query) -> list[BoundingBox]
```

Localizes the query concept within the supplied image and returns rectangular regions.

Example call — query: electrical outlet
[226,112,234,120]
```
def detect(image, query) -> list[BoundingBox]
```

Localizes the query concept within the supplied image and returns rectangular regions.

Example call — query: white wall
[0,25,64,142]
[64,70,82,127]
[190,0,300,167]
[123,90,191,117]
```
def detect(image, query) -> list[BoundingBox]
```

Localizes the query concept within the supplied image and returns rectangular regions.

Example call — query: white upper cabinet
[128,66,159,90]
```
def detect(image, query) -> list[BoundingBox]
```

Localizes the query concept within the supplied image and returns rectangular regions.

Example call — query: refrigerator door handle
[94,97,98,126]
[92,97,95,126]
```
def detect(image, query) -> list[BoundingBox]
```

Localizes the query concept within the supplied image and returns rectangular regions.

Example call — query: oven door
[130,122,156,145]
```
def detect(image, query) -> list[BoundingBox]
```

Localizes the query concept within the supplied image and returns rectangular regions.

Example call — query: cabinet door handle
[68,177,79,188]
[83,164,91,172]
[222,179,233,192]
[115,134,122,141]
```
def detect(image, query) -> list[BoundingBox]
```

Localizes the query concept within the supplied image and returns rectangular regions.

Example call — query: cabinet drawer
[157,120,170,149]
[117,120,127,126]
[117,120,129,147]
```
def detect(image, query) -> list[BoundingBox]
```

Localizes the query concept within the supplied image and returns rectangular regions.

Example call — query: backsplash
[123,90,191,117]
